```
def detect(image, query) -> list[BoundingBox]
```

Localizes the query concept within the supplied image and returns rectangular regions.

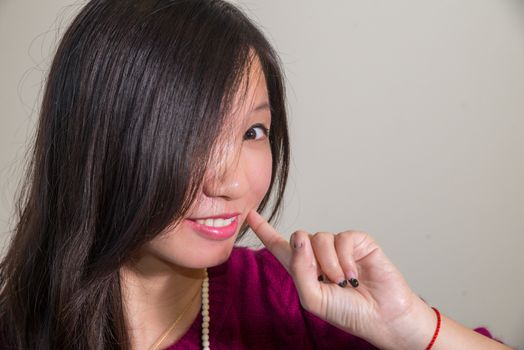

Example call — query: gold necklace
[148,270,206,350]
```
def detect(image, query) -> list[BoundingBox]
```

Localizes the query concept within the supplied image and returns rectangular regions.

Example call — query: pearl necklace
[201,268,210,350]
[149,268,210,350]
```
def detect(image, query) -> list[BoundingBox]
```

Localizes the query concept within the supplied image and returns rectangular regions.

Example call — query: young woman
[0,0,511,349]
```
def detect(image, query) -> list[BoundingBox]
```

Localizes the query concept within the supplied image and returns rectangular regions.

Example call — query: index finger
[246,209,292,272]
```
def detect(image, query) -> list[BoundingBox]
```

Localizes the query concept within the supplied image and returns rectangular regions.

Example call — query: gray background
[1,0,523,347]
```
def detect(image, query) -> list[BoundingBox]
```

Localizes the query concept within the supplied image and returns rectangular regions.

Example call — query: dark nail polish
[291,235,298,249]
[337,280,348,288]
[292,236,303,249]
[349,278,359,288]
[318,274,325,282]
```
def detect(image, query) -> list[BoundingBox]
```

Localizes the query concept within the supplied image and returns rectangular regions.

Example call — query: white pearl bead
[201,269,210,349]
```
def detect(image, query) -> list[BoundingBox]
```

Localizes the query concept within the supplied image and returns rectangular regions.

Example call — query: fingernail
[349,278,359,288]
[337,280,348,288]
[292,235,303,249]
[318,274,325,282]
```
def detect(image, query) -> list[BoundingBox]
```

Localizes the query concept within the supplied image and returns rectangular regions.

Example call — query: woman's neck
[120,252,205,350]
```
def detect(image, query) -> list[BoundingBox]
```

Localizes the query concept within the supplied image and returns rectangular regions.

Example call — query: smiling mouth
[185,214,240,240]
[193,216,237,228]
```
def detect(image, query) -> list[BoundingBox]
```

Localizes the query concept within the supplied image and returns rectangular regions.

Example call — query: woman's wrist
[373,295,512,350]
[373,293,437,350]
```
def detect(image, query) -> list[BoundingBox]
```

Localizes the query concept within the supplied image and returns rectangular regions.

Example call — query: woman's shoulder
[205,245,379,350]
[228,244,282,268]
[228,245,290,285]
[210,245,298,309]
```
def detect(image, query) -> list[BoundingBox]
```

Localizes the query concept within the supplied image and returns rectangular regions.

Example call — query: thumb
[246,209,292,273]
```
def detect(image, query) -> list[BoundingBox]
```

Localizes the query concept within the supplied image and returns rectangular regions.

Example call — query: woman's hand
[246,209,438,349]
[247,210,510,350]
[246,210,514,349]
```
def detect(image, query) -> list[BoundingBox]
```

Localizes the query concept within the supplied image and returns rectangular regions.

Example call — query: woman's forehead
[229,55,269,119]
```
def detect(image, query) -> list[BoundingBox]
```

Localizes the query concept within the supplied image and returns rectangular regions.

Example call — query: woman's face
[142,58,273,269]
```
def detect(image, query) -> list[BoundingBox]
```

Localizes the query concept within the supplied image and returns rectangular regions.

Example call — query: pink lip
[185,214,240,241]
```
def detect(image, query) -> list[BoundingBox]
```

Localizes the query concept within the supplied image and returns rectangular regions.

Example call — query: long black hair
[0,1,289,348]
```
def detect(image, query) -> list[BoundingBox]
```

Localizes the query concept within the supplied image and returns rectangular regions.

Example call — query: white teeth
[196,217,235,227]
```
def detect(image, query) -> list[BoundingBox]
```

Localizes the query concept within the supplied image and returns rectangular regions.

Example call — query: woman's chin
[147,220,243,269]
[170,240,236,269]
[197,244,236,268]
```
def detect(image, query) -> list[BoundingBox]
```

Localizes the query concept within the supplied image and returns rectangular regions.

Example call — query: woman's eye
[244,124,269,141]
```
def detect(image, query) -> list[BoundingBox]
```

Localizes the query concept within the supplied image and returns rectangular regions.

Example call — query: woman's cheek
[246,145,273,203]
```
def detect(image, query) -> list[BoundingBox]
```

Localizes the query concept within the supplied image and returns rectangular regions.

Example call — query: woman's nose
[202,156,248,200]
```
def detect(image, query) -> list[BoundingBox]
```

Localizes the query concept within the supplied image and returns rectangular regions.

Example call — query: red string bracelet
[425,307,441,350]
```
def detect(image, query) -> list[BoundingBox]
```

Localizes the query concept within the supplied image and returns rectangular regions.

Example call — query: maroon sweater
[166,246,496,349]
